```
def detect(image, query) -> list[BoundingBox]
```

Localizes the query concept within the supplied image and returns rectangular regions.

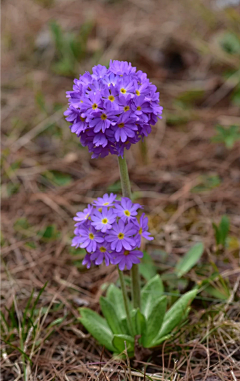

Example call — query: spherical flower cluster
[72,193,154,270]
[64,60,163,158]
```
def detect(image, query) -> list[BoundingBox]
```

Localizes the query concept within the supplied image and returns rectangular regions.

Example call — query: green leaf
[213,215,230,247]
[176,89,205,106]
[50,20,64,54]
[107,181,122,192]
[175,242,204,277]
[106,284,127,320]
[141,275,164,320]
[211,125,240,149]
[232,86,240,106]
[154,289,197,343]
[204,286,229,300]
[112,334,134,355]
[79,308,115,352]
[219,215,229,246]
[49,317,65,327]
[120,317,130,336]
[191,174,221,193]
[37,225,60,242]
[131,308,146,337]
[166,113,190,126]
[142,296,167,348]
[139,251,157,280]
[220,32,240,55]
[100,296,123,335]
[149,334,172,347]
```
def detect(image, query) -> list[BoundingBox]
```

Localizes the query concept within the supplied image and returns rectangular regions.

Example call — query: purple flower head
[112,250,143,270]
[114,197,143,222]
[91,207,116,233]
[65,60,162,158]
[71,195,153,270]
[134,213,154,247]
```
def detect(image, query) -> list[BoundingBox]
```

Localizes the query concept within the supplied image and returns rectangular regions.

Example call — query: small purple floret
[90,243,113,266]
[134,213,154,247]
[93,193,117,207]
[73,205,93,226]
[114,197,142,222]
[112,250,143,270]
[91,207,116,233]
[82,253,92,269]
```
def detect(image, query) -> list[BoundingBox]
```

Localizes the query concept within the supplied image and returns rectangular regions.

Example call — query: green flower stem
[117,267,134,336]
[118,153,141,311]
[130,265,141,309]
[140,139,148,165]
[117,154,131,198]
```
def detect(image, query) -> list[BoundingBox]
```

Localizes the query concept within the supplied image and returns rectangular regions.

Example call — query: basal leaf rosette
[71,194,153,270]
[64,60,163,158]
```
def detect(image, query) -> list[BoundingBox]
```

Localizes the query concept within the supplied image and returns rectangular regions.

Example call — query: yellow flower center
[103,202,109,206]
[124,250,129,256]
[118,233,124,240]
[102,218,108,224]
[139,227,143,234]
[92,103,98,109]
[98,207,102,212]
[120,88,126,94]
[118,123,125,128]
[137,106,141,111]
[89,233,94,240]
[101,113,107,120]
[80,117,85,122]
[136,90,140,96]
[108,95,115,102]
[100,246,106,252]
[124,105,130,112]
[124,210,130,217]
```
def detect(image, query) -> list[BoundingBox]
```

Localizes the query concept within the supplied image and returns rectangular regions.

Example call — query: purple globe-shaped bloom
[71,194,154,270]
[64,60,163,158]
